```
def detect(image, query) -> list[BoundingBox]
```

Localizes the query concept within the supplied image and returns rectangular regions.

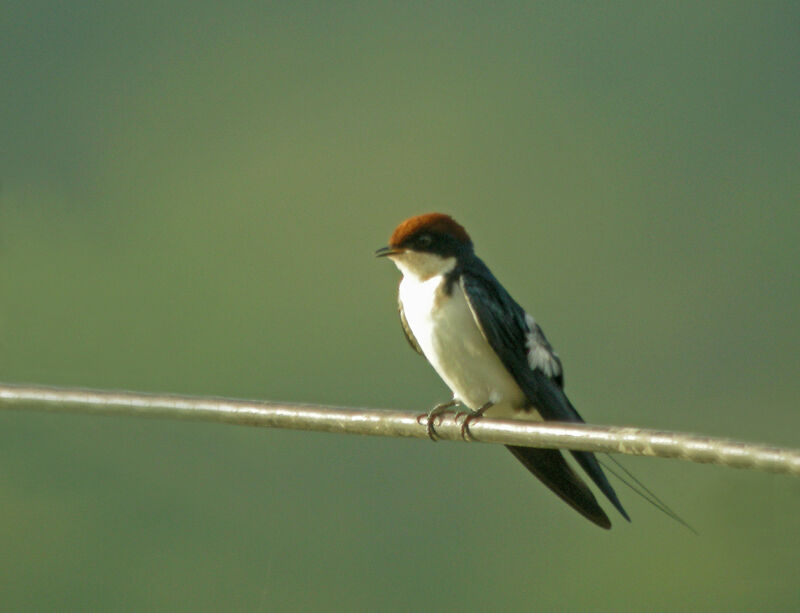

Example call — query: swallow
[377,213,629,528]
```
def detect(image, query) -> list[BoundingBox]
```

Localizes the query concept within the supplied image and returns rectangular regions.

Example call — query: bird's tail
[516,377,631,526]
[506,445,613,529]
[570,448,631,522]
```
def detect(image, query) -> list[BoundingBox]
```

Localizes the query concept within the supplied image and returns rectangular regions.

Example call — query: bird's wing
[458,261,570,414]
[459,259,629,523]
[527,319,564,389]
[398,290,423,355]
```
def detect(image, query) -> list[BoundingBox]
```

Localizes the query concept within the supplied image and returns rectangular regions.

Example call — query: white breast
[398,272,527,416]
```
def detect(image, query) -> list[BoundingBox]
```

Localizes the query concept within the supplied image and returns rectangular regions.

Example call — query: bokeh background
[2,2,799,611]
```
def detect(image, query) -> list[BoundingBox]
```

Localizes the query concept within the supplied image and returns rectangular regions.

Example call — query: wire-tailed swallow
[376,213,629,529]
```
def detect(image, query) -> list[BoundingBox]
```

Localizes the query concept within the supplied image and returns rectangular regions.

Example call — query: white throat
[389,251,457,280]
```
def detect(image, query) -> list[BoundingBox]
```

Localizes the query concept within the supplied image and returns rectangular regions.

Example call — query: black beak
[375,246,400,257]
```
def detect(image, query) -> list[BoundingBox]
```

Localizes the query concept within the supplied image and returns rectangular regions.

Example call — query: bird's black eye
[416,233,433,248]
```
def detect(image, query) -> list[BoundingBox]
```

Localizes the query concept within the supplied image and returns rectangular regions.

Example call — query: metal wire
[1,383,798,476]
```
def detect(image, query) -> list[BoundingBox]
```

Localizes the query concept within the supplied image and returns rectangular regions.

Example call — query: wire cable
[1,383,798,476]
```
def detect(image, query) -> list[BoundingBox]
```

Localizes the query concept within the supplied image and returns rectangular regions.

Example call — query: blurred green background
[2,2,799,611]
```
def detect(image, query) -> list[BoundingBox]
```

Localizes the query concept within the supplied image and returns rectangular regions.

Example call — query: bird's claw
[415,412,442,441]
[459,413,479,441]
[416,400,458,441]
[453,410,470,422]
[456,402,493,441]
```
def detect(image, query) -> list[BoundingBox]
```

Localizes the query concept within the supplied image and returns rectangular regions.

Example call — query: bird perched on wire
[376,213,629,529]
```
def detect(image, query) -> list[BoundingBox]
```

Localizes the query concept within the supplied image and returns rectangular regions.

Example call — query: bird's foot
[416,400,459,441]
[455,402,493,441]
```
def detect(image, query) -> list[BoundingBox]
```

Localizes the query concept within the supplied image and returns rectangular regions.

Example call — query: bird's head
[375,213,473,279]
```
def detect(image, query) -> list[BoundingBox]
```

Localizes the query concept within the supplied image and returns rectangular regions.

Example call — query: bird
[376,212,629,529]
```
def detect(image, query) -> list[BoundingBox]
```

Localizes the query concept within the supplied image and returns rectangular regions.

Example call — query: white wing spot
[524,313,562,379]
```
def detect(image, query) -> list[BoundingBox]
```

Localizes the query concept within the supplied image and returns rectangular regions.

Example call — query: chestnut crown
[386,213,473,257]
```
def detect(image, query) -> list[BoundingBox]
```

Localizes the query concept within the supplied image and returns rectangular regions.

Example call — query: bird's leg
[417,399,459,441]
[456,401,494,441]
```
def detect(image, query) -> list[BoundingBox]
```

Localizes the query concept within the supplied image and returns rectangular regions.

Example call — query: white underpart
[392,252,535,420]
